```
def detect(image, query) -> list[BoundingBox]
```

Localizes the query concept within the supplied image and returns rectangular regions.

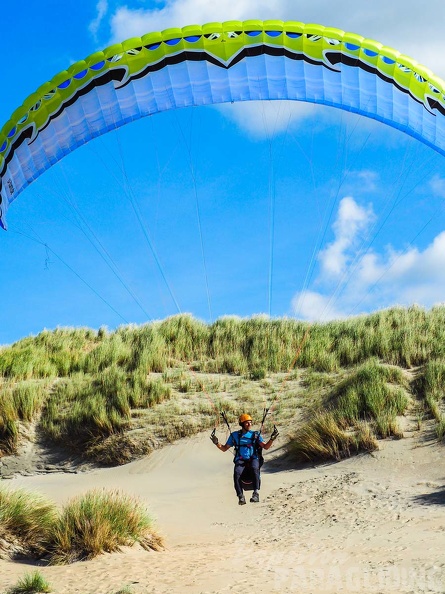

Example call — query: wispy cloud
[352,170,379,193]
[291,290,346,322]
[89,0,109,39]
[430,175,445,199]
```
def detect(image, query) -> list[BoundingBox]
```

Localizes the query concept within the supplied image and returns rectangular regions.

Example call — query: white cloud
[291,197,445,321]
[291,290,346,321]
[350,231,445,312]
[89,0,109,38]
[365,232,445,288]
[109,1,290,42]
[319,196,375,278]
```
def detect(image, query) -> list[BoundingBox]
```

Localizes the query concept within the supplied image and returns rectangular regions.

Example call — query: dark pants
[233,458,260,497]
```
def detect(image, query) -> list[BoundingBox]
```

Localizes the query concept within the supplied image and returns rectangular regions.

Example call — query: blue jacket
[226,430,265,462]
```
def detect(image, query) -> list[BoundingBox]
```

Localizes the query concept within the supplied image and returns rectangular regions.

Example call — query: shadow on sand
[262,442,377,474]
[412,486,445,506]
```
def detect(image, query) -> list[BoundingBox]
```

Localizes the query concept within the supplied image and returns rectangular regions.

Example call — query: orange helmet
[239,413,253,426]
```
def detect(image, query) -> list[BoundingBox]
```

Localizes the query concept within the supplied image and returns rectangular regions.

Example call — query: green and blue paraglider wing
[1,19,445,229]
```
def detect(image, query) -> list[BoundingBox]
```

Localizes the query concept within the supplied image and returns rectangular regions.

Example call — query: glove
[270,426,279,441]
[210,433,219,446]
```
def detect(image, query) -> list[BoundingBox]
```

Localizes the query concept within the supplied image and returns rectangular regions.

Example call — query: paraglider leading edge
[1,19,445,229]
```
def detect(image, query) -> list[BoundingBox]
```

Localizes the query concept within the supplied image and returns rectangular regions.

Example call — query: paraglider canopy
[1,19,445,230]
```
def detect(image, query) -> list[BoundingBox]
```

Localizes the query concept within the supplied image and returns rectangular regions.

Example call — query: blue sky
[2,1,445,344]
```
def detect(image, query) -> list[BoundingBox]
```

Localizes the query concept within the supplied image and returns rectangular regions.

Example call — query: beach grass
[330,359,410,433]
[7,570,52,593]
[2,306,444,383]
[417,359,445,420]
[112,588,134,594]
[289,411,379,462]
[289,359,410,461]
[39,369,171,463]
[0,380,49,454]
[2,305,445,381]
[0,488,57,558]
[0,487,162,565]
[49,489,163,564]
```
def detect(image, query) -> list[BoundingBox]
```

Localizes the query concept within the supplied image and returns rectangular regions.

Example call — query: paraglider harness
[215,409,271,491]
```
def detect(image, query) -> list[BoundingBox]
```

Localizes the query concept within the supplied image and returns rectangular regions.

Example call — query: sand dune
[1,426,445,594]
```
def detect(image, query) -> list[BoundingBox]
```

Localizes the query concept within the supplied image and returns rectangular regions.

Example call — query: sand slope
[1,427,445,594]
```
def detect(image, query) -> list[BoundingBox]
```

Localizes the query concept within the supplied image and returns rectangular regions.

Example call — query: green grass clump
[436,416,445,441]
[0,327,95,379]
[422,359,445,438]
[10,381,48,422]
[302,370,338,391]
[41,374,127,444]
[0,345,57,380]
[330,359,410,437]
[82,333,132,374]
[0,488,57,558]
[0,380,49,455]
[290,411,378,462]
[249,366,267,381]
[7,571,51,593]
[85,432,153,465]
[0,391,19,455]
[158,314,209,362]
[418,359,445,421]
[289,359,409,462]
[50,489,163,564]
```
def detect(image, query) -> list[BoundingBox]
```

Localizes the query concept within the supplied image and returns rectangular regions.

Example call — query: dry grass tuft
[290,411,378,462]
[7,570,51,593]
[289,359,409,462]
[0,487,162,565]
[49,489,163,564]
[0,488,57,559]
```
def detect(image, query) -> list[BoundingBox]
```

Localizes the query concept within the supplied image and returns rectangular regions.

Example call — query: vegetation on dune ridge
[3,304,445,379]
[0,486,162,565]
[0,305,444,465]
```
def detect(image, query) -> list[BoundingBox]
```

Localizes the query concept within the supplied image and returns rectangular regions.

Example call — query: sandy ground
[1,425,445,594]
